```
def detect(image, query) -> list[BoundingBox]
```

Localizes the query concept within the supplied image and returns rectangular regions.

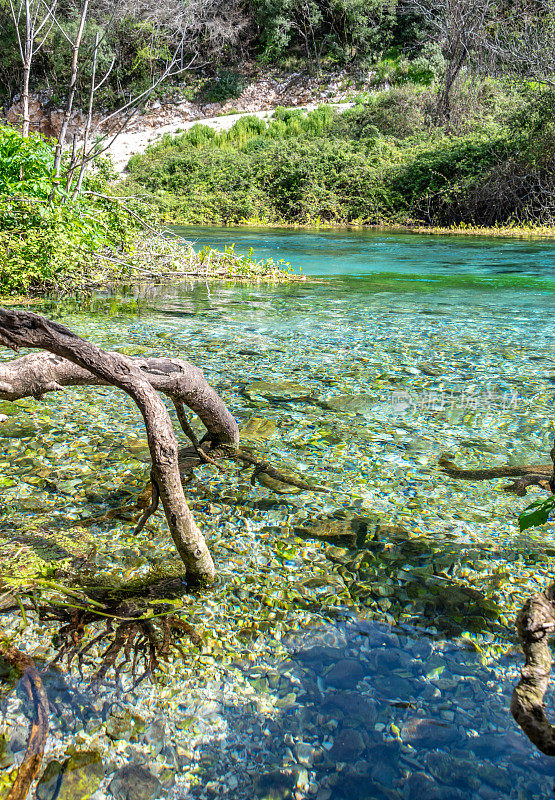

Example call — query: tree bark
[1,646,49,800]
[0,307,240,585]
[53,0,89,177]
[511,584,555,755]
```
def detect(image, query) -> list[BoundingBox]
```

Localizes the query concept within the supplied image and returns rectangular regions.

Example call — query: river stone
[294,515,369,547]
[417,362,443,377]
[108,765,162,800]
[245,381,314,402]
[0,420,37,438]
[476,762,512,792]
[404,773,466,800]
[256,768,300,799]
[405,771,438,800]
[320,693,377,726]
[144,718,166,754]
[105,707,135,741]
[426,752,480,792]
[368,647,413,671]
[240,416,277,441]
[0,736,13,769]
[36,751,104,800]
[400,717,458,746]
[328,728,365,762]
[294,742,318,766]
[373,674,414,699]
[319,394,374,414]
[293,645,344,665]
[324,659,364,689]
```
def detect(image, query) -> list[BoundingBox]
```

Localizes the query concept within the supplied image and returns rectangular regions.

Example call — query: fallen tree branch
[223,445,330,493]
[0,646,49,800]
[0,308,240,585]
[439,455,553,495]
[511,584,555,755]
[0,351,238,448]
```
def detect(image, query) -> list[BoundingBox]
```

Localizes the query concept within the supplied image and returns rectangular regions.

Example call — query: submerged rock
[293,514,370,547]
[425,752,480,793]
[320,693,377,726]
[108,765,162,800]
[105,707,135,741]
[256,768,300,799]
[36,751,103,800]
[400,717,458,746]
[328,728,365,761]
[324,659,364,689]
[240,416,278,441]
[245,381,315,402]
[318,393,374,414]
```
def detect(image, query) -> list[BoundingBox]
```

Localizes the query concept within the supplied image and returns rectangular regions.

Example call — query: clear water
[3,227,555,799]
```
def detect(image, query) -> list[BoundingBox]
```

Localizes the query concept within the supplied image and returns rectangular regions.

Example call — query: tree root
[511,584,555,755]
[0,307,241,585]
[0,646,49,800]
[438,455,553,495]
[41,578,202,687]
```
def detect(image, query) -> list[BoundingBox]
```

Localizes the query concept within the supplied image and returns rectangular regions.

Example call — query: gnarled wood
[0,307,240,585]
[511,585,555,755]
[438,455,553,495]
[0,646,49,800]
[0,351,238,448]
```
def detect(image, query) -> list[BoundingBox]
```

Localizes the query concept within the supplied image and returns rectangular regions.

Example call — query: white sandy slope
[109,103,353,173]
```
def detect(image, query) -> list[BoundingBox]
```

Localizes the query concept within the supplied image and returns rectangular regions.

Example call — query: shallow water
[2,228,555,799]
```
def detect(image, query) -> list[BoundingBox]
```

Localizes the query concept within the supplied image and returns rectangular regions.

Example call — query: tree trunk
[21,0,32,137]
[0,308,240,585]
[53,0,89,178]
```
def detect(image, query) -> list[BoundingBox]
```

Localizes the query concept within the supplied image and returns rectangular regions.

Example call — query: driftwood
[0,646,49,800]
[0,307,240,586]
[439,450,555,753]
[439,455,553,495]
[511,584,555,755]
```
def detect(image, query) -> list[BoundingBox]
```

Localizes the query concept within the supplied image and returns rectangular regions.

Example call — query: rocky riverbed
[2,249,555,798]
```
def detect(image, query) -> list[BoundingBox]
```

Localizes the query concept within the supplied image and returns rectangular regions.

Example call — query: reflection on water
[2,230,555,798]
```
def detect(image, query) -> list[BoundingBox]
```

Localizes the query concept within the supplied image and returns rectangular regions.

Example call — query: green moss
[0,524,97,589]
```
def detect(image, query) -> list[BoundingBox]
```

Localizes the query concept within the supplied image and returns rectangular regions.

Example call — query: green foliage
[519,496,555,531]
[0,127,54,196]
[127,84,552,228]
[250,0,395,64]
[200,70,248,103]
[0,125,137,292]
[339,85,429,139]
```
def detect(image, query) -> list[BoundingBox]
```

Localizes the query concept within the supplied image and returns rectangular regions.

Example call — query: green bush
[200,70,248,104]
[0,125,139,292]
[125,87,555,228]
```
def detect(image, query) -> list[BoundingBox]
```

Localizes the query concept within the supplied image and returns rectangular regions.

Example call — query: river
[2,227,555,799]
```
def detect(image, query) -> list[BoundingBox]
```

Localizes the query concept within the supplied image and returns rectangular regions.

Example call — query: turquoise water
[175,224,555,279]
[3,228,555,798]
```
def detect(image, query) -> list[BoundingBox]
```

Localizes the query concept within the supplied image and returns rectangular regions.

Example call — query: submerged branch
[439,455,553,495]
[0,307,241,585]
[512,585,555,755]
[0,646,49,800]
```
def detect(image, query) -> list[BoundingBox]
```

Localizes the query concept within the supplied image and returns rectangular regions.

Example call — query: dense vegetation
[0,125,289,292]
[0,0,434,110]
[124,83,555,228]
[0,124,142,291]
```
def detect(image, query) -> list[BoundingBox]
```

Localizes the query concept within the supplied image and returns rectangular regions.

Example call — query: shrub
[200,70,248,104]
[0,125,139,291]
